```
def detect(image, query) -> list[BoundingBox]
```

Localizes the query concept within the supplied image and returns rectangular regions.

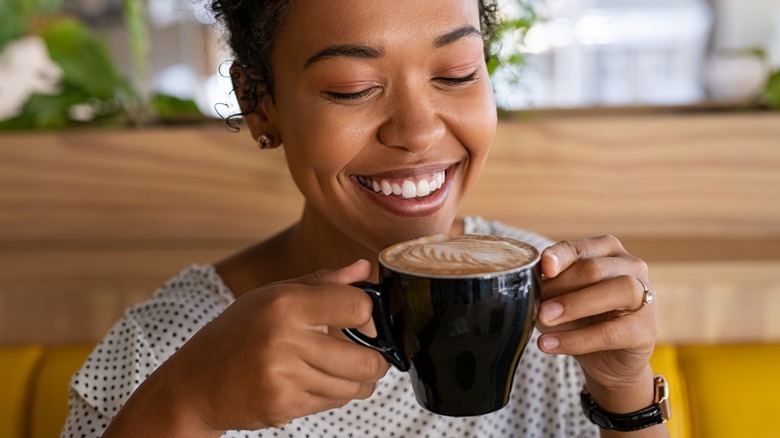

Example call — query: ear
[230,62,281,144]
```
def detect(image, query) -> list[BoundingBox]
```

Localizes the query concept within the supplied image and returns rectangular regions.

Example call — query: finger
[537,314,656,356]
[274,335,383,400]
[541,235,626,278]
[253,342,381,426]
[541,254,647,299]
[305,372,381,401]
[295,283,375,329]
[286,259,372,286]
[538,275,651,327]
[302,333,389,384]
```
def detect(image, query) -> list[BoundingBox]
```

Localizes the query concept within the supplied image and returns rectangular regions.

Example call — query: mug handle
[342,282,408,371]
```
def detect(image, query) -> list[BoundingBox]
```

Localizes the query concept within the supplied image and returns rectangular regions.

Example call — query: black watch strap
[580,375,670,432]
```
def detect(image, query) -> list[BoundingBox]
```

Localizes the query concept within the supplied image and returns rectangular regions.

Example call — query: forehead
[276,0,482,61]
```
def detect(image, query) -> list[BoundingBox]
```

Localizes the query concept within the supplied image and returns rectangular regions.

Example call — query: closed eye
[322,88,376,101]
[436,70,479,86]
[322,70,478,101]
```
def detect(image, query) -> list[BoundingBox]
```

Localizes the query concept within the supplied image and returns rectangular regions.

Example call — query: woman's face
[262,0,497,252]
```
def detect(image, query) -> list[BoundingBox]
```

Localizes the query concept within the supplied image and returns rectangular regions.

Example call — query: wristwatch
[580,374,671,431]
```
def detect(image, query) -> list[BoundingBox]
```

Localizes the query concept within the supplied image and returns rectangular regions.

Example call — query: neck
[215,204,380,297]
[216,203,466,298]
[291,204,381,278]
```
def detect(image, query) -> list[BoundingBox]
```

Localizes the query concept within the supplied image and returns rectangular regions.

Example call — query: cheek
[458,85,497,156]
[278,101,371,187]
[455,85,497,186]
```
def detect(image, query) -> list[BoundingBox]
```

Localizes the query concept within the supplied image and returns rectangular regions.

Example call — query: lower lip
[355,165,458,217]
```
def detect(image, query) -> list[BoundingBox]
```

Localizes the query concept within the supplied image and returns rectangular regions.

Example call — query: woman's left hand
[536,235,657,392]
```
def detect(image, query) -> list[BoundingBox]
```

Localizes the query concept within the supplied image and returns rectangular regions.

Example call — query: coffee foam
[380,234,539,277]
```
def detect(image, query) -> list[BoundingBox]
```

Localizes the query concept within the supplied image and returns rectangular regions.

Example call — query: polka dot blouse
[62,217,597,437]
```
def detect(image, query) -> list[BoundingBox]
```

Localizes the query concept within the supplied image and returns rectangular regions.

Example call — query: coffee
[344,234,541,416]
[380,234,538,277]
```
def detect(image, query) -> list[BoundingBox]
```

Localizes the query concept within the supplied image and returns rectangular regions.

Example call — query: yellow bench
[1,345,92,438]
[3,343,778,438]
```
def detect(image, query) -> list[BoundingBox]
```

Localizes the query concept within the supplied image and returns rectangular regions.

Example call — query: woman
[62,1,666,437]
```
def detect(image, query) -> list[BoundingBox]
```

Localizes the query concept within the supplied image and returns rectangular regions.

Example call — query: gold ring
[627,278,654,313]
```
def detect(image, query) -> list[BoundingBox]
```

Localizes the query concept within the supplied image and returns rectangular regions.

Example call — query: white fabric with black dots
[62,216,598,438]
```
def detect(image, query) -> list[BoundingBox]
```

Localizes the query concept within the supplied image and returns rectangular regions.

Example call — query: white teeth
[417,179,430,197]
[380,180,393,196]
[401,180,416,198]
[361,169,446,199]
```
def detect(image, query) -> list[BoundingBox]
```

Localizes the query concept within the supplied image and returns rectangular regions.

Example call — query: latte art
[381,234,539,277]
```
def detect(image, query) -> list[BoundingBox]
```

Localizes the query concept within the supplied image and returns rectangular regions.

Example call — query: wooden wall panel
[462,113,780,240]
[0,125,302,242]
[1,113,779,345]
[0,247,228,344]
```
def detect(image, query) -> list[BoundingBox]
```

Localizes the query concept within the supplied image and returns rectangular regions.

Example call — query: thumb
[288,259,373,286]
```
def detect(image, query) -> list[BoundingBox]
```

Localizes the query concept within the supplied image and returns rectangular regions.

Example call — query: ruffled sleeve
[61,313,159,437]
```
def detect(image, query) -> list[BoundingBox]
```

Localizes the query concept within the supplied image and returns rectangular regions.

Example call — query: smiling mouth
[356,169,446,199]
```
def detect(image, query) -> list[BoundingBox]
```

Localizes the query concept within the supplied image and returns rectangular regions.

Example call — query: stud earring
[257,134,273,149]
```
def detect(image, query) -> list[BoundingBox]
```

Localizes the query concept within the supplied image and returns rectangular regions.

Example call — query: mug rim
[378,234,541,279]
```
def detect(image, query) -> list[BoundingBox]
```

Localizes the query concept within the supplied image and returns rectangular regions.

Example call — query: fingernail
[544,251,559,277]
[541,301,564,322]
[550,253,561,272]
[540,335,560,351]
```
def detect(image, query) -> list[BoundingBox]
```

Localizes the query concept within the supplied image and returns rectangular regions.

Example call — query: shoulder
[462,216,554,251]
[129,264,234,326]
[69,265,234,419]
[123,264,234,360]
[145,264,235,307]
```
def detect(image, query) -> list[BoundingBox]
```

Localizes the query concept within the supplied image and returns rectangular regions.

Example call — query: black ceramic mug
[343,234,540,417]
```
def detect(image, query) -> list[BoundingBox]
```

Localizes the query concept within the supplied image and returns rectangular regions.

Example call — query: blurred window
[494,0,714,109]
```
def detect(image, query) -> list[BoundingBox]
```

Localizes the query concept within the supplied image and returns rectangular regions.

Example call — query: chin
[364,212,458,252]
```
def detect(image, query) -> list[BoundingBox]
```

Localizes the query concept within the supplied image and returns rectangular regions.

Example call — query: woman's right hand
[104,259,389,436]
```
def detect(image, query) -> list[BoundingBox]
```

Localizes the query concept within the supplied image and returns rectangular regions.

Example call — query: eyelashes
[436,70,479,86]
[324,88,376,101]
[323,70,480,102]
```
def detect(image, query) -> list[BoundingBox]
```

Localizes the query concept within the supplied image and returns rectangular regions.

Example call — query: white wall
[712,0,780,65]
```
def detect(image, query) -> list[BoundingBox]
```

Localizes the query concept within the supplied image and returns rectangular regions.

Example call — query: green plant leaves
[43,18,129,101]
[0,17,133,130]
[761,70,780,110]
[154,94,203,120]
[488,12,536,77]
[0,0,62,49]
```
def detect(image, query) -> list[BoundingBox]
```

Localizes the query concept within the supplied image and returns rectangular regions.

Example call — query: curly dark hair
[210,0,500,122]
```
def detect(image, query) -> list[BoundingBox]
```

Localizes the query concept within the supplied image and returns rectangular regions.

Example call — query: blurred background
[2,0,779,128]
[493,0,780,109]
[2,2,779,437]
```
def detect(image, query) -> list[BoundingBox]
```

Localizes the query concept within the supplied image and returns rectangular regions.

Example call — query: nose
[377,86,446,153]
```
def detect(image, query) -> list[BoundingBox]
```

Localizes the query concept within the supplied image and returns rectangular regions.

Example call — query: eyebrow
[433,25,483,48]
[304,45,383,69]
[303,25,483,69]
